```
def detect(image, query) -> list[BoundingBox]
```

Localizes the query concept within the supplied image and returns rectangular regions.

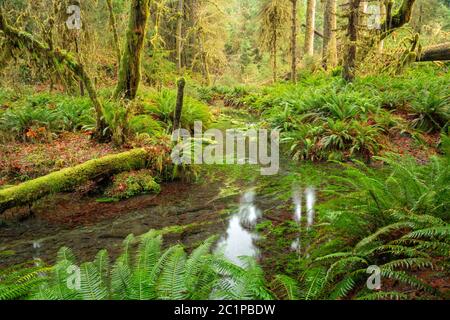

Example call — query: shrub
[410,85,449,133]
[128,115,164,136]
[143,89,212,131]
[0,92,95,141]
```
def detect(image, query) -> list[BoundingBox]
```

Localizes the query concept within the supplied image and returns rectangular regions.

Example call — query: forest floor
[0,102,448,299]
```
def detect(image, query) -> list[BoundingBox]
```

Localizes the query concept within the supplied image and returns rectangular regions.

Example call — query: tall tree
[114,0,150,100]
[343,0,361,82]
[290,0,298,82]
[106,0,121,66]
[304,0,316,56]
[259,0,291,83]
[176,0,184,74]
[322,0,338,69]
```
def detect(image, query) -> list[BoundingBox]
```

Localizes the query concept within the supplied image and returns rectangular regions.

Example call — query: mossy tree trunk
[343,0,361,82]
[304,0,316,57]
[176,0,184,74]
[272,30,278,83]
[322,0,338,69]
[173,78,186,131]
[380,0,416,39]
[0,8,108,140]
[290,0,298,83]
[114,0,150,100]
[0,149,151,215]
[106,0,122,67]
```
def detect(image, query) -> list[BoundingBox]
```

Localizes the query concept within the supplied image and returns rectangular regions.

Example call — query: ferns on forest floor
[0,232,272,300]
[272,154,449,300]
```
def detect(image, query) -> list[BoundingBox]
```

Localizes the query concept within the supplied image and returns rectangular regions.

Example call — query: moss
[0,148,150,213]
[104,169,161,200]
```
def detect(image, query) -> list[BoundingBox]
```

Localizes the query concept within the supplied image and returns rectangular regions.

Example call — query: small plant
[104,170,161,200]
[128,115,164,136]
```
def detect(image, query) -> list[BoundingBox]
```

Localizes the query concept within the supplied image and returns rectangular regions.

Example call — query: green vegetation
[0,0,449,303]
[0,232,271,300]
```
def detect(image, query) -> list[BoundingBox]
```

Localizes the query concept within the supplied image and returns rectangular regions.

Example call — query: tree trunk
[416,43,450,62]
[114,0,150,100]
[106,0,121,67]
[273,30,278,83]
[343,0,361,82]
[0,149,151,215]
[176,0,184,74]
[173,78,186,131]
[378,0,386,53]
[301,23,323,38]
[322,0,338,69]
[380,0,416,39]
[0,9,107,139]
[304,0,316,57]
[290,0,298,83]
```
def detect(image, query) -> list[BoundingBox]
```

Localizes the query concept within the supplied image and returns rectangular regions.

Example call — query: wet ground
[0,105,327,275]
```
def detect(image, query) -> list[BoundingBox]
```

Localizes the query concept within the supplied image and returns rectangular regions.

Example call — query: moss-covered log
[0,149,151,215]
[417,43,450,62]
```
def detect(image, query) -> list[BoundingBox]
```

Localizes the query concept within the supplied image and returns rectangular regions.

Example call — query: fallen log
[0,149,150,215]
[417,43,450,62]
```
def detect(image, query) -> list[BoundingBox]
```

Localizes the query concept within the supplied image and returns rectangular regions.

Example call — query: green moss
[104,169,160,200]
[0,148,149,213]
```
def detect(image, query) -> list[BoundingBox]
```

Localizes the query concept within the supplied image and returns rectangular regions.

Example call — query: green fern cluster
[0,93,95,141]
[318,155,449,299]
[1,231,273,300]
[273,154,449,300]
[0,259,51,300]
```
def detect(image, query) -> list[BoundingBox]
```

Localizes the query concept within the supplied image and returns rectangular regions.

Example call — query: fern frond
[271,275,299,300]
[79,262,108,300]
[357,291,408,300]
[156,245,188,300]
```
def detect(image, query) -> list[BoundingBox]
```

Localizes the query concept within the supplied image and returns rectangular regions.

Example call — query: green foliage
[0,232,273,300]
[0,92,95,141]
[0,261,51,300]
[300,155,449,299]
[141,89,212,131]
[242,69,449,161]
[128,115,164,136]
[104,169,161,200]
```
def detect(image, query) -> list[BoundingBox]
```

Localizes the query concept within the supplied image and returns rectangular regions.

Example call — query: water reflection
[305,187,316,228]
[215,190,261,266]
[32,241,43,266]
[291,186,317,254]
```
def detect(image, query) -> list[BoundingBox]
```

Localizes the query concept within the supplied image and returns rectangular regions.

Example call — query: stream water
[0,106,320,272]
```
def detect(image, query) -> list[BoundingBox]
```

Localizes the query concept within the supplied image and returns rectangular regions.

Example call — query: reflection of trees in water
[291,186,317,256]
[215,191,262,266]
